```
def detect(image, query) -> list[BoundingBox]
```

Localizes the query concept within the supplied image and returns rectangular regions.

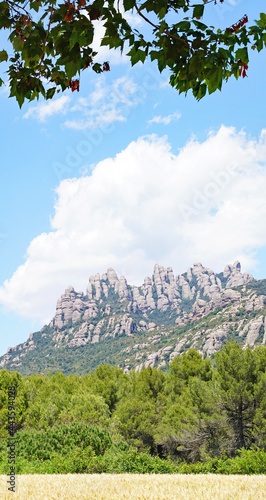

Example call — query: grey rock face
[53,286,77,329]
[263,317,266,344]
[115,276,131,300]
[203,326,229,356]
[239,316,264,346]
[107,268,118,285]
[87,273,102,300]
[224,261,254,288]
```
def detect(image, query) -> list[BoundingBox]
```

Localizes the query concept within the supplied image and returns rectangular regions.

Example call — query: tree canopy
[0,342,266,473]
[0,0,265,106]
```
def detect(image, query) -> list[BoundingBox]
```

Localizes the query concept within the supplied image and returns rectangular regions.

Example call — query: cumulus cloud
[0,126,266,323]
[148,111,181,125]
[23,95,71,122]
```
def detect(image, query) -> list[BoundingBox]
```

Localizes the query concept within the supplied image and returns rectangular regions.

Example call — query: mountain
[1,261,266,376]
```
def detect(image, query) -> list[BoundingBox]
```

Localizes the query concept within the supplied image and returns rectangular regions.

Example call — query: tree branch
[134,2,191,46]
[7,0,31,17]
[39,4,54,75]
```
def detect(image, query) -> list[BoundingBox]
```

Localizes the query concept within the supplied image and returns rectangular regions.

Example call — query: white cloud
[64,75,143,130]
[23,95,71,122]
[148,111,181,125]
[1,126,266,323]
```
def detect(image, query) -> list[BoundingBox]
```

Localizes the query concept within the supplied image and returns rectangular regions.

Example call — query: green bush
[0,423,113,474]
[99,449,179,473]
[177,449,266,474]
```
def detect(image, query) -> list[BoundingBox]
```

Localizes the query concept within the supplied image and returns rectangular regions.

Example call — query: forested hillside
[1,342,266,474]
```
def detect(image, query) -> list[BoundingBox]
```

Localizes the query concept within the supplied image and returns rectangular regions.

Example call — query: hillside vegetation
[0,342,266,474]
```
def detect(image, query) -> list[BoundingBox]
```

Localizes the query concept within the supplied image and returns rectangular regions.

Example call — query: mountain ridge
[1,260,266,376]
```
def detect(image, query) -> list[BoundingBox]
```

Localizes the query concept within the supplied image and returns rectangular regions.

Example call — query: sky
[0,0,266,356]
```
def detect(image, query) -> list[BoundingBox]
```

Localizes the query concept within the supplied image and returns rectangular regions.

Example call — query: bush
[0,423,112,474]
[96,448,179,473]
[177,449,266,474]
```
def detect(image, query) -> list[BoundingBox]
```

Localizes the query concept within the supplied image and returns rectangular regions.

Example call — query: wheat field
[1,474,266,500]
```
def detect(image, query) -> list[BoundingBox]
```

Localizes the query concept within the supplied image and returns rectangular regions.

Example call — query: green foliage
[0,343,266,474]
[215,342,266,450]
[0,0,265,105]
[245,279,266,296]
[180,297,194,314]
[0,422,112,474]
[59,393,110,427]
[177,448,266,474]
[100,448,178,473]
[166,349,213,396]
[114,397,158,450]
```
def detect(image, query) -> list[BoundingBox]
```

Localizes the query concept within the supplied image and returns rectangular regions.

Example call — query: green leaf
[30,1,41,12]
[0,50,8,62]
[197,83,207,100]
[46,87,56,100]
[193,5,204,19]
[176,21,190,31]
[65,59,81,79]
[235,47,249,63]
[127,47,146,65]
[123,0,135,11]
[193,20,207,31]
[16,93,25,108]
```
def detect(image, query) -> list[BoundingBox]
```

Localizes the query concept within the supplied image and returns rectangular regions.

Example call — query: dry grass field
[1,474,266,500]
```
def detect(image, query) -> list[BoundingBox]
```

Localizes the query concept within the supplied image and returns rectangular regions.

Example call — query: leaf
[193,5,204,19]
[196,83,207,100]
[193,20,207,31]
[102,61,110,71]
[0,50,8,62]
[88,8,100,21]
[235,47,249,63]
[30,1,41,13]
[16,92,25,108]
[127,47,146,65]
[123,0,135,11]
[46,87,56,99]
[176,21,191,31]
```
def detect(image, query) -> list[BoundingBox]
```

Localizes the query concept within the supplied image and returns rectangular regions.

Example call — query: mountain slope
[1,261,266,376]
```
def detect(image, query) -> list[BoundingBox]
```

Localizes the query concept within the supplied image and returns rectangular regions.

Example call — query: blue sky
[0,0,266,356]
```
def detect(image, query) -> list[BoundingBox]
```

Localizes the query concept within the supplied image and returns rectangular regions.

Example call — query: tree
[165,348,213,396]
[0,0,265,106]
[83,364,129,412]
[215,341,266,451]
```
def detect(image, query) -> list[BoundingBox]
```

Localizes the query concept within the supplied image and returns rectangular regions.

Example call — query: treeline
[0,341,266,474]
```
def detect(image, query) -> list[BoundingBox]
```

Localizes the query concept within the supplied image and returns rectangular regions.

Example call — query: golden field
[1,474,266,500]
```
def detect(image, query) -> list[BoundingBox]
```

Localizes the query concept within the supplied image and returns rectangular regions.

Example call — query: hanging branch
[38,4,54,75]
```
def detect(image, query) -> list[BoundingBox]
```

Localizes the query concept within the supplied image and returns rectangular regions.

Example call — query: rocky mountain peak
[51,261,255,332]
[2,261,264,377]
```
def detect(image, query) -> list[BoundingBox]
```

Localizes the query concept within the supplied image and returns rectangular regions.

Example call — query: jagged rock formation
[224,261,253,288]
[1,261,266,376]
